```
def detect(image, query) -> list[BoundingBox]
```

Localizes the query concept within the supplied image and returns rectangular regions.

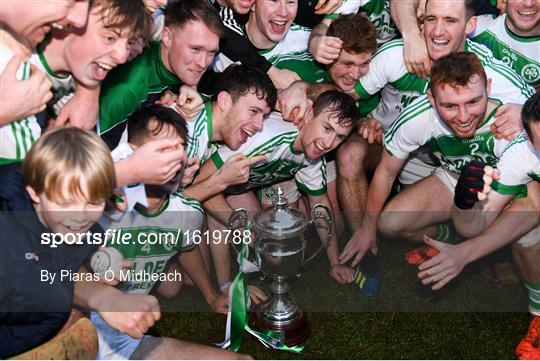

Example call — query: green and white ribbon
[217,228,304,353]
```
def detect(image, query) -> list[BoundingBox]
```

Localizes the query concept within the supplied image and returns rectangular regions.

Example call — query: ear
[485,78,492,96]
[464,15,477,36]
[216,91,232,112]
[161,26,172,52]
[128,142,139,151]
[26,185,40,204]
[427,89,435,107]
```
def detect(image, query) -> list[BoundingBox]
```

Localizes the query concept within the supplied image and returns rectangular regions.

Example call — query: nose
[350,66,362,81]
[458,106,470,123]
[65,1,89,29]
[195,52,208,69]
[433,20,445,36]
[276,1,288,16]
[112,41,130,65]
[323,133,336,149]
[255,114,264,131]
[523,0,535,7]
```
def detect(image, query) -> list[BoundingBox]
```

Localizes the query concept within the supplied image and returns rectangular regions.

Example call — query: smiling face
[162,20,219,86]
[506,0,540,36]
[423,0,476,61]
[248,0,298,49]
[428,75,491,139]
[219,90,271,150]
[298,109,353,161]
[5,0,90,48]
[223,0,255,14]
[27,180,105,235]
[63,6,133,87]
[327,50,372,92]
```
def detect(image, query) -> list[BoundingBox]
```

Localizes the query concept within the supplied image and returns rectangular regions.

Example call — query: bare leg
[156,261,183,298]
[337,133,381,251]
[131,337,251,360]
[378,175,453,242]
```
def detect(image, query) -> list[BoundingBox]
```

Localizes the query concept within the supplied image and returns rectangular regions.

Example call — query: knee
[377,211,404,238]
[157,280,182,299]
[336,135,368,178]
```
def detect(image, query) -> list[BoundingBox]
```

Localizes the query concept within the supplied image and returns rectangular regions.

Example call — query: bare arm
[390,0,431,78]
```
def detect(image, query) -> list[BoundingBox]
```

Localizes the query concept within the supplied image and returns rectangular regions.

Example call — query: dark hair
[425,0,477,20]
[430,52,487,95]
[211,64,277,109]
[312,91,358,126]
[327,13,377,55]
[522,93,540,137]
[92,0,154,43]
[128,104,188,146]
[165,0,225,37]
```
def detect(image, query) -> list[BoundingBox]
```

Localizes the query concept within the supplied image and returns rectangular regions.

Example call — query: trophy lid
[253,187,307,239]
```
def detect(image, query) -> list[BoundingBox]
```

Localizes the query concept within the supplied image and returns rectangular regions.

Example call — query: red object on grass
[405,245,440,265]
[516,316,540,360]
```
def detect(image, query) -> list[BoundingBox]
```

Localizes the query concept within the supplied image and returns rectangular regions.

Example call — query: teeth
[458,121,472,129]
[272,20,286,25]
[432,39,449,46]
[315,143,325,151]
[519,10,537,15]
[97,62,112,70]
[242,128,254,136]
[51,23,64,30]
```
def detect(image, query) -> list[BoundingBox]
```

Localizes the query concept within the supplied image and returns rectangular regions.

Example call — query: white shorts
[398,149,440,185]
[91,312,151,360]
[434,167,459,193]
[259,161,336,206]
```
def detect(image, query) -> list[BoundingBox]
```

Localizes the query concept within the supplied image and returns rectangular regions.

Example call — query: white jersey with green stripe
[99,193,204,295]
[0,44,41,165]
[327,0,397,44]
[495,135,540,191]
[212,24,311,72]
[210,112,327,196]
[384,97,536,197]
[470,14,540,89]
[355,39,534,131]
[30,46,76,117]
[187,102,217,165]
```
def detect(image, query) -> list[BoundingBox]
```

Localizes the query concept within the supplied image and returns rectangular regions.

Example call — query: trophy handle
[228,208,250,256]
[297,203,333,276]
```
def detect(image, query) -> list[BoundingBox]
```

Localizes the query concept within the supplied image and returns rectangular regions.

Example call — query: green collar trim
[205,101,214,143]
[37,40,67,79]
[478,98,502,129]
[504,17,540,43]
[135,196,170,217]
[154,41,181,84]
[289,133,303,155]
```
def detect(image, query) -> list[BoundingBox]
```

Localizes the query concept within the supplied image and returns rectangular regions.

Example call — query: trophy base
[249,310,310,347]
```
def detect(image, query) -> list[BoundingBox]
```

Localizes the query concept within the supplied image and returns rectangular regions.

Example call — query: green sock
[525,281,540,316]
[434,224,459,244]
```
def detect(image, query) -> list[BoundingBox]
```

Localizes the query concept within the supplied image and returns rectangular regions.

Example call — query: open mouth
[314,142,326,153]
[51,23,64,30]
[242,128,255,137]
[457,120,473,133]
[269,20,288,34]
[431,39,450,48]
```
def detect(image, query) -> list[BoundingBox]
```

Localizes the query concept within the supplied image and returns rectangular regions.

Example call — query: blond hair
[23,127,116,203]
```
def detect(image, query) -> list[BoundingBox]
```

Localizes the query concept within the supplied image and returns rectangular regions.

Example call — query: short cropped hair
[92,0,153,43]
[23,127,115,203]
[430,52,487,95]
[425,0,477,20]
[522,93,540,137]
[165,0,225,37]
[327,13,377,55]
[128,104,189,147]
[212,64,277,109]
[313,90,358,126]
